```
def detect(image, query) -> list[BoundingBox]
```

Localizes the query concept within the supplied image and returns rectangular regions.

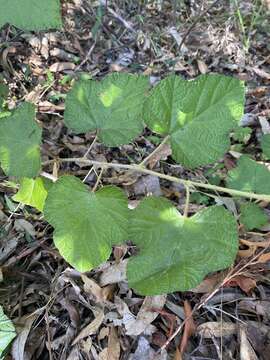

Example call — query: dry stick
[42,158,270,202]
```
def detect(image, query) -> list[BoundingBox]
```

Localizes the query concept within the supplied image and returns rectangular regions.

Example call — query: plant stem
[139,135,170,167]
[42,158,270,202]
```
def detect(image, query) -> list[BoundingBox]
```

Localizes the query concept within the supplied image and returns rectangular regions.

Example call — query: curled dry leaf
[197,321,238,338]
[125,295,166,336]
[72,308,104,346]
[225,275,257,295]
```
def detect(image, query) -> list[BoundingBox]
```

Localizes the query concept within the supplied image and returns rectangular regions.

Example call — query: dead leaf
[107,327,120,360]
[49,62,76,72]
[125,295,166,336]
[72,308,104,345]
[100,259,127,286]
[225,275,257,295]
[191,272,226,293]
[148,144,172,169]
[179,301,196,354]
[240,325,258,360]
[11,314,38,360]
[257,252,270,263]
[197,59,208,74]
[197,321,237,338]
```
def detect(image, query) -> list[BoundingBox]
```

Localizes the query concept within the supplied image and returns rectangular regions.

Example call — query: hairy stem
[42,158,270,202]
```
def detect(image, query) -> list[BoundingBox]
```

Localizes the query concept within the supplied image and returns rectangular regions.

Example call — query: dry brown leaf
[179,300,196,354]
[191,272,227,293]
[49,62,76,72]
[240,325,259,360]
[197,59,208,74]
[174,348,182,360]
[197,321,237,338]
[107,327,120,360]
[225,275,257,295]
[126,295,166,336]
[100,259,127,286]
[148,143,172,169]
[257,252,270,263]
[72,308,104,345]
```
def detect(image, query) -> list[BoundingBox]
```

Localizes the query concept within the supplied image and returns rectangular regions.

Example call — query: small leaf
[0,103,42,178]
[232,126,252,143]
[226,156,270,195]
[0,83,8,109]
[64,73,149,146]
[143,74,245,168]
[13,177,52,212]
[44,176,129,272]
[240,203,268,230]
[0,0,62,30]
[0,306,16,359]
[261,134,270,159]
[128,197,238,295]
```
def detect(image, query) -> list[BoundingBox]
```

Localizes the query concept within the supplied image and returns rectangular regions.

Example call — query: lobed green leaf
[44,176,130,272]
[0,103,42,178]
[128,197,238,295]
[0,0,62,30]
[143,74,245,168]
[64,73,149,146]
[240,203,268,230]
[226,155,270,195]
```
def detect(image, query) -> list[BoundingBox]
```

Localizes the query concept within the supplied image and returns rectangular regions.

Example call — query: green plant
[1,72,270,297]
[0,0,62,31]
[0,306,16,359]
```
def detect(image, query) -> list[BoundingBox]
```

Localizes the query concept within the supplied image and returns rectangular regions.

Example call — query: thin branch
[184,185,190,217]
[42,158,270,202]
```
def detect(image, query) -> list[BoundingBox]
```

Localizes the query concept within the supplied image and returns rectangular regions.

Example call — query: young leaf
[143,74,245,168]
[240,203,268,230]
[64,73,149,146]
[0,0,62,31]
[0,103,42,178]
[127,197,238,295]
[226,156,270,195]
[13,177,52,212]
[44,176,129,272]
[261,134,270,159]
[0,306,16,359]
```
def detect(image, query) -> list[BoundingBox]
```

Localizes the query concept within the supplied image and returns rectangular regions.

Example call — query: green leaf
[261,134,270,160]
[13,177,52,212]
[0,103,42,178]
[0,0,62,31]
[226,156,270,195]
[0,306,16,359]
[64,73,149,146]
[143,74,245,168]
[240,203,268,231]
[44,176,129,272]
[0,83,8,109]
[232,126,252,143]
[127,198,238,295]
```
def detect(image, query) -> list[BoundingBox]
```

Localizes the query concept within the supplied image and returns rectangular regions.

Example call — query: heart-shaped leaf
[0,103,42,178]
[0,306,16,359]
[226,155,270,195]
[13,177,52,212]
[64,73,149,146]
[143,74,245,168]
[128,197,238,295]
[0,0,62,30]
[44,176,129,272]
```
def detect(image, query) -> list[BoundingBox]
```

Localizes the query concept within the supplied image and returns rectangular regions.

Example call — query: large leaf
[226,156,270,195]
[127,197,238,295]
[0,0,62,30]
[143,74,245,168]
[0,103,42,178]
[64,73,149,146]
[0,306,16,359]
[13,177,52,212]
[44,176,129,272]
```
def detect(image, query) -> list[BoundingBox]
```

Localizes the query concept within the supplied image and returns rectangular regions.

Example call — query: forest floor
[1,1,270,359]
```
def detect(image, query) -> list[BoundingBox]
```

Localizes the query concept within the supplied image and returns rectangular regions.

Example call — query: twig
[42,158,270,202]
[184,185,190,217]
